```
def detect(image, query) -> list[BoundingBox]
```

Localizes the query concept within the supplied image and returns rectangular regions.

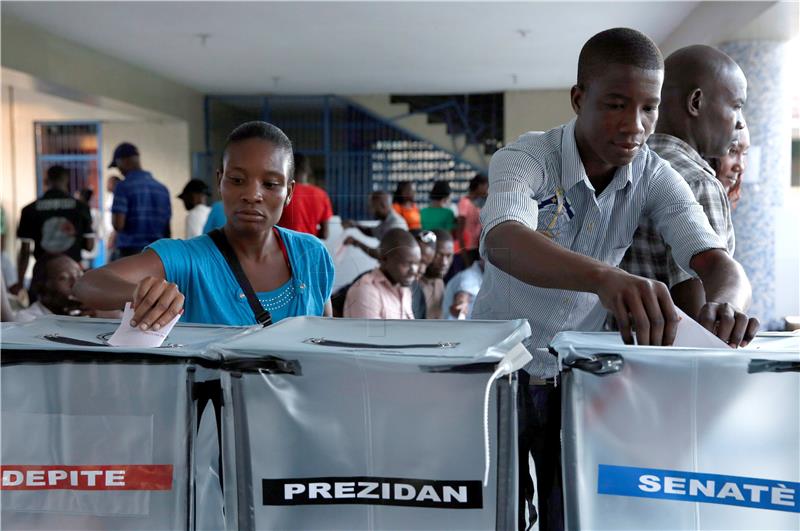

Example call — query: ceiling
[2,1,789,95]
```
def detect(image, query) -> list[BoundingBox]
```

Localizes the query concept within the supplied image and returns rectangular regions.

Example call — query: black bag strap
[208,228,272,326]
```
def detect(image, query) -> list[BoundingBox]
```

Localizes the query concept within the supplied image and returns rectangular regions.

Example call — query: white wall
[1,84,136,245]
[504,89,573,141]
[1,82,191,263]
[102,121,192,239]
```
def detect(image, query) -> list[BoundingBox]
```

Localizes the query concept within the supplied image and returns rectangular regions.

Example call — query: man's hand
[342,220,356,229]
[130,277,184,331]
[698,302,759,347]
[595,268,680,346]
[343,236,356,247]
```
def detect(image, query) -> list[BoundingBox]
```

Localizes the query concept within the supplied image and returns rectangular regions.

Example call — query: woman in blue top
[74,121,334,328]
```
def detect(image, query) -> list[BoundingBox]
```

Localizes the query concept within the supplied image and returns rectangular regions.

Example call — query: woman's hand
[130,277,184,331]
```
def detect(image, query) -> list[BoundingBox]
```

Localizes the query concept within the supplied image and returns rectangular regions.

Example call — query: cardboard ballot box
[552,331,800,530]
[212,317,531,531]
[0,316,250,531]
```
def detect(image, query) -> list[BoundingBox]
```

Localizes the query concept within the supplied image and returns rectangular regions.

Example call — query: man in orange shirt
[278,153,333,239]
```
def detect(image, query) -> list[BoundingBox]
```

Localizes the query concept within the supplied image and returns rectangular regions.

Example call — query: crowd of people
[0,27,759,531]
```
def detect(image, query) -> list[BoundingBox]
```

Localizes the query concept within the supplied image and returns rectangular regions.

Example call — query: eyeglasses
[418,230,437,244]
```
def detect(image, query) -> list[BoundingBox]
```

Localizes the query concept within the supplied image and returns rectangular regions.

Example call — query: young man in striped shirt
[472,28,757,530]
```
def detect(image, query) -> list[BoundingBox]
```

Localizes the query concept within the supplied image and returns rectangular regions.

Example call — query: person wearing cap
[178,179,211,239]
[108,142,172,257]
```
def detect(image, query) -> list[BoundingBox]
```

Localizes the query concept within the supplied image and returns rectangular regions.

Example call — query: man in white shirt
[178,179,211,239]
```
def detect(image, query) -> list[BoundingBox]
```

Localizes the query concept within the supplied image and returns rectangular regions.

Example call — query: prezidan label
[598,464,799,513]
[262,476,483,509]
[0,465,173,491]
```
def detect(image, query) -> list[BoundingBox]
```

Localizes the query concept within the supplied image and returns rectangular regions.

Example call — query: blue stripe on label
[598,464,799,513]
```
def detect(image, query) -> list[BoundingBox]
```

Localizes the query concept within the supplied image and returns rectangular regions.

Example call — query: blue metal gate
[198,96,482,219]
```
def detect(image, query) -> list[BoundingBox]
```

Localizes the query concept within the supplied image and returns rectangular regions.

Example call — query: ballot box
[552,331,800,530]
[0,316,252,531]
[212,317,531,531]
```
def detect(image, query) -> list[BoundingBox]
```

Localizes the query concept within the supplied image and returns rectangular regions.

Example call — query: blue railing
[198,95,484,219]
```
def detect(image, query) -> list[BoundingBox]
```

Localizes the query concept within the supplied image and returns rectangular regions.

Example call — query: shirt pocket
[536,204,572,241]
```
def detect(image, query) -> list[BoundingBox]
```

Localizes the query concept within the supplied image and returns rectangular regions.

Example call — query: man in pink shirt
[343,229,420,319]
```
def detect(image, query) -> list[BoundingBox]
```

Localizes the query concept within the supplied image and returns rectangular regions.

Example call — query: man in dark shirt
[12,165,93,294]
[109,142,172,257]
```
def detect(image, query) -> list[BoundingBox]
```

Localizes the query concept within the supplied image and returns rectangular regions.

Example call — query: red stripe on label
[0,465,173,491]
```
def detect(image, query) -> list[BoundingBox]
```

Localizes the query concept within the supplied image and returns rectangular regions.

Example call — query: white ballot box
[551,331,800,530]
[0,316,251,531]
[212,317,531,531]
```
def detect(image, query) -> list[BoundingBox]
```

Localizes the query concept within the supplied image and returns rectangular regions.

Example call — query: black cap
[108,142,139,168]
[178,179,210,199]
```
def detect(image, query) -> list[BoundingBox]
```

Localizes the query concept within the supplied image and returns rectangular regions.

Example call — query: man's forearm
[690,249,751,310]
[485,222,610,293]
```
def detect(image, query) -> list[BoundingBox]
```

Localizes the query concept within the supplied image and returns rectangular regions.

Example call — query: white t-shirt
[185,204,211,239]
[15,301,52,323]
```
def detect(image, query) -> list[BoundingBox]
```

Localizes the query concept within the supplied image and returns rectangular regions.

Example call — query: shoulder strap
[208,229,272,326]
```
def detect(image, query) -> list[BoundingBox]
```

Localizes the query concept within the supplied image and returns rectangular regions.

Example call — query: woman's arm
[73,249,184,331]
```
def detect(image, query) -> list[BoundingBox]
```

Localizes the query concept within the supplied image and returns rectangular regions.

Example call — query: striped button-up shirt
[472,119,725,377]
[620,133,735,287]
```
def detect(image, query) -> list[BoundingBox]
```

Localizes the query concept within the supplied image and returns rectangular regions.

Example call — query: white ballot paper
[107,302,181,348]
[672,306,731,349]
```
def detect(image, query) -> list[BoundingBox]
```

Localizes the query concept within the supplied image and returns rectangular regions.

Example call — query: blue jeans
[518,373,564,531]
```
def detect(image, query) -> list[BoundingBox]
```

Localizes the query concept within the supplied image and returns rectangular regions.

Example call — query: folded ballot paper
[107,302,181,348]
[672,307,730,349]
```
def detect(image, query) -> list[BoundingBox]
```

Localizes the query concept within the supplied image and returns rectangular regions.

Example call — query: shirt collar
[124,169,151,180]
[561,118,644,194]
[647,133,715,177]
[42,189,70,199]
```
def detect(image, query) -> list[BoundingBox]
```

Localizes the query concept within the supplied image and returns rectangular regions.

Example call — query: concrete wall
[503,89,573,141]
[1,14,204,152]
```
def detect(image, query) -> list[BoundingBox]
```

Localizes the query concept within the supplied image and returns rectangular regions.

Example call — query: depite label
[0,465,173,491]
[598,464,799,513]
[263,477,483,509]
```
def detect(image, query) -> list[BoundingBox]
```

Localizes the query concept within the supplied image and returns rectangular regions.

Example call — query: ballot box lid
[1,315,255,361]
[213,316,531,365]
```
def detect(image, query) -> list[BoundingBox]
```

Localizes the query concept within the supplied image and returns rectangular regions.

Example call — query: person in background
[709,126,749,209]
[1,207,18,289]
[343,191,408,259]
[12,165,94,296]
[454,173,489,273]
[620,45,748,320]
[420,180,456,232]
[343,228,419,319]
[75,121,334,327]
[278,153,334,239]
[203,200,226,234]
[443,250,484,319]
[410,230,436,318]
[77,188,101,268]
[392,181,421,230]
[178,179,212,239]
[104,175,122,257]
[412,229,454,319]
[15,254,87,322]
[109,142,171,257]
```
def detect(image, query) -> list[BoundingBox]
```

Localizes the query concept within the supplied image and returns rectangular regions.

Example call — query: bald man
[343,228,420,319]
[620,44,754,323]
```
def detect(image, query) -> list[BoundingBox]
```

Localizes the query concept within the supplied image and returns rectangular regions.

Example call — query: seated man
[343,228,419,319]
[412,229,455,319]
[443,250,484,319]
[343,191,408,259]
[15,254,90,322]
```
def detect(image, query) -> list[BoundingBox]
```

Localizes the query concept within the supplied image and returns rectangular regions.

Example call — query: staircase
[347,94,501,171]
